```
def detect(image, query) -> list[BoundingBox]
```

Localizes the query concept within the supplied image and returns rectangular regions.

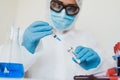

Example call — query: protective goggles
[50,0,80,16]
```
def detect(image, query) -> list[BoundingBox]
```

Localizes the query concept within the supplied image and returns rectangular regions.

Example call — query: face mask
[50,9,75,31]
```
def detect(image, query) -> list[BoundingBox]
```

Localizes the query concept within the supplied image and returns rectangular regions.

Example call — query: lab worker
[20,0,112,79]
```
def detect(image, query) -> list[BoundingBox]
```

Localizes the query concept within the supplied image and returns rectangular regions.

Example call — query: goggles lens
[66,5,79,15]
[50,0,63,12]
[50,0,80,16]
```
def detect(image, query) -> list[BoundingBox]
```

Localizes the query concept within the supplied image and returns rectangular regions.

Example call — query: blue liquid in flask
[0,27,24,78]
[0,62,24,78]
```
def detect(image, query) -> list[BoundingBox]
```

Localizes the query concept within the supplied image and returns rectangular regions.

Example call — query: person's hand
[22,21,53,54]
[114,42,120,53]
[73,46,101,70]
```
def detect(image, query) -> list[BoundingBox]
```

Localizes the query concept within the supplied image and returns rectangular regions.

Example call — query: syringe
[116,50,120,76]
[52,33,80,64]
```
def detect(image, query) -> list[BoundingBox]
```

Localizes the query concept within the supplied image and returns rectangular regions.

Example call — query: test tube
[117,50,120,76]
[74,75,110,80]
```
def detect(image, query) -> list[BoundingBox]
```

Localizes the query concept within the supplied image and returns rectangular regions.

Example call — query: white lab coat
[21,29,114,80]
[0,29,114,80]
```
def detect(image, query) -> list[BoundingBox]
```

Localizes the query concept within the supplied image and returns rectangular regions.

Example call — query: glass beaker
[0,27,24,78]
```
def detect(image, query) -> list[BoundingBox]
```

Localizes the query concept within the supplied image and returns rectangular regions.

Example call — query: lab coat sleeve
[78,31,115,75]
[19,28,44,72]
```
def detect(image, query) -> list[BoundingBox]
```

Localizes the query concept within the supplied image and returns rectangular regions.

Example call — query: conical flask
[0,27,24,78]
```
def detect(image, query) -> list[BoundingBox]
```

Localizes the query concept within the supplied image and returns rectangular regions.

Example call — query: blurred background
[0,0,120,57]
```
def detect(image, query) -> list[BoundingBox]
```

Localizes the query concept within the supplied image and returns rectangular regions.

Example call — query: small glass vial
[67,47,81,64]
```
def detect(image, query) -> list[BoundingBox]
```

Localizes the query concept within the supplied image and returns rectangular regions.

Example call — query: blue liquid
[0,62,24,78]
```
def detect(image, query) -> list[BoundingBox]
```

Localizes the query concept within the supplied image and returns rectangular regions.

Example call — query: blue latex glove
[22,21,53,54]
[73,46,101,70]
